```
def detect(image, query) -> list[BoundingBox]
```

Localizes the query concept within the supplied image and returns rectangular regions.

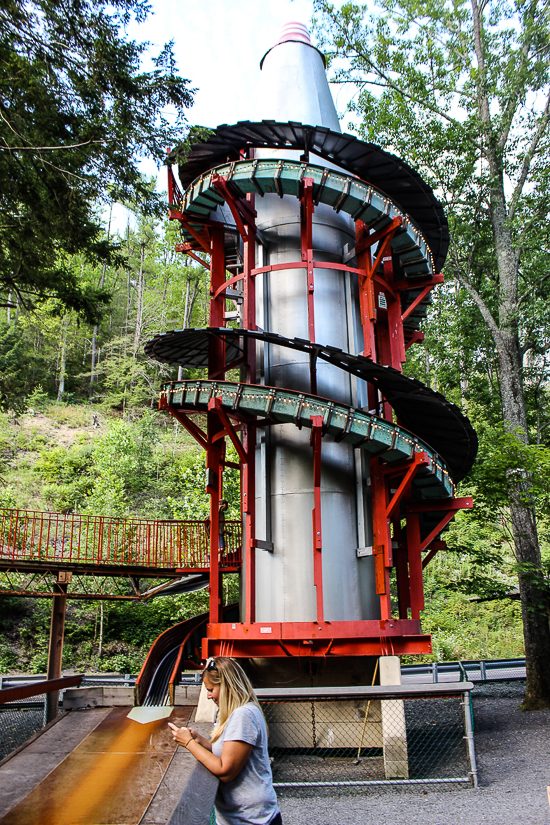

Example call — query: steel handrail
[0,508,242,571]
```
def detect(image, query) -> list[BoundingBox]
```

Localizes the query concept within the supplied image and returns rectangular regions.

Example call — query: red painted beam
[310,415,324,622]
[406,497,473,513]
[201,620,432,659]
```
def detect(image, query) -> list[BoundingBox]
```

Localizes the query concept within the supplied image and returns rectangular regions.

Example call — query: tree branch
[454,267,503,347]
[334,48,482,151]
[508,88,550,223]
[0,140,103,151]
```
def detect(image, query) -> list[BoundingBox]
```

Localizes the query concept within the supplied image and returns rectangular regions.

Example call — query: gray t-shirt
[212,703,279,825]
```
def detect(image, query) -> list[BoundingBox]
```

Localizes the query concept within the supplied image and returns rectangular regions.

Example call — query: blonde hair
[203,657,266,743]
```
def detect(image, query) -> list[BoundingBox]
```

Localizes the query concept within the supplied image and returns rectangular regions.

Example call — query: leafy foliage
[0,0,194,321]
[315,0,550,706]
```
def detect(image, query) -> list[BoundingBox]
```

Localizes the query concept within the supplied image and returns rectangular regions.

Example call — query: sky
[136,0,319,127]
[115,0,353,230]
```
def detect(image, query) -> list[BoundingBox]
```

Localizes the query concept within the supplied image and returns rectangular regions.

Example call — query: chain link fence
[0,703,46,761]
[0,674,117,762]
[258,684,476,792]
[1,671,482,789]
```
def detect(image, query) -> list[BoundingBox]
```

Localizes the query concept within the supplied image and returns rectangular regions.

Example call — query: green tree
[84,413,160,516]
[315,0,550,707]
[0,320,33,411]
[0,0,194,322]
[167,445,241,521]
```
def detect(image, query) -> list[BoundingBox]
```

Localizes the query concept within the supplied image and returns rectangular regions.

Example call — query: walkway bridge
[0,508,244,710]
[0,508,242,600]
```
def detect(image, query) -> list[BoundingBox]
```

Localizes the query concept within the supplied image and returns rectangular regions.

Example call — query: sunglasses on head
[205,658,218,672]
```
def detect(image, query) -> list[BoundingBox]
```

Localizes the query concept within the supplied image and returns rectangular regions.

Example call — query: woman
[168,657,281,825]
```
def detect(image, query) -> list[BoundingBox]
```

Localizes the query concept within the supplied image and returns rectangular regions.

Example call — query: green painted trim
[161,380,455,500]
[180,158,434,278]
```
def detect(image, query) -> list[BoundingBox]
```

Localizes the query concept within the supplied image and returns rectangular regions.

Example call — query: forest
[0,0,549,705]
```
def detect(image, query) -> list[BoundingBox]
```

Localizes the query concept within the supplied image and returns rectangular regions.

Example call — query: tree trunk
[98,601,104,659]
[57,314,70,402]
[90,262,107,400]
[496,337,550,707]
[477,0,550,699]
[510,502,550,708]
[132,242,145,361]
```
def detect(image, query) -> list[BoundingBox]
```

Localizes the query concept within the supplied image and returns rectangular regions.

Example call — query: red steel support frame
[301,178,316,345]
[242,193,257,623]
[370,449,473,624]
[310,415,324,622]
[210,176,258,625]
[165,159,472,660]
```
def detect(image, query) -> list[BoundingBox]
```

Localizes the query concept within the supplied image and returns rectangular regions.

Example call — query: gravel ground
[278,687,550,825]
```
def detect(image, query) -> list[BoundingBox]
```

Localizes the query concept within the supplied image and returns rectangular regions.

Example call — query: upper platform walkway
[0,508,242,599]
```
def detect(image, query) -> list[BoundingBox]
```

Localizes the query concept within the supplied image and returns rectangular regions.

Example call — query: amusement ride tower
[145,23,477,685]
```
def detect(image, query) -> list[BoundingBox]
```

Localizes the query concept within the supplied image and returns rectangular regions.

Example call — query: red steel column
[355,220,376,361]
[370,458,392,620]
[311,416,324,622]
[393,517,411,619]
[206,226,226,624]
[406,511,425,620]
[242,192,257,622]
[206,412,224,625]
[301,178,316,344]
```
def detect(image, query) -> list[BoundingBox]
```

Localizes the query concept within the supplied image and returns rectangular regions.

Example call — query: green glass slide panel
[181,159,435,279]
[162,380,454,500]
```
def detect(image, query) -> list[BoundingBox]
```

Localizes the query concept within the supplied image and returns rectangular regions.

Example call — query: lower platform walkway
[0,705,208,824]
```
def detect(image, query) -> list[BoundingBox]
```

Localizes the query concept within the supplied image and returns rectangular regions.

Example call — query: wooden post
[45,575,68,722]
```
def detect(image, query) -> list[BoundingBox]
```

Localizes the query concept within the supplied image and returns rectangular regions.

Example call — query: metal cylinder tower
[255,25,372,625]
[146,22,477,674]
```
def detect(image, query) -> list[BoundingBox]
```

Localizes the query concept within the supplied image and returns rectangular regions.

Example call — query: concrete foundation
[380,655,409,779]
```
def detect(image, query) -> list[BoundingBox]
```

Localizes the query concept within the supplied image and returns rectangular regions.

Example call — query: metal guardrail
[0,658,526,693]
[0,509,242,571]
[0,673,202,691]
[0,675,82,705]
[0,675,83,762]
[401,658,526,683]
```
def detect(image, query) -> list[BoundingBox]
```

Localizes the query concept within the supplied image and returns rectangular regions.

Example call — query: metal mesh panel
[0,704,46,760]
[261,694,472,790]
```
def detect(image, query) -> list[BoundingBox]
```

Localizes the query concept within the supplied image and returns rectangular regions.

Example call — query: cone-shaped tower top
[272,21,316,48]
[256,22,341,133]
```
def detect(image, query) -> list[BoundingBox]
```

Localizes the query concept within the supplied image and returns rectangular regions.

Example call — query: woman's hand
[187,727,212,749]
[168,723,213,751]
[168,722,194,747]
[167,722,252,782]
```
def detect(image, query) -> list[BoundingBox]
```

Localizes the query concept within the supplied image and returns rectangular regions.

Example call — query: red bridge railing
[0,509,242,571]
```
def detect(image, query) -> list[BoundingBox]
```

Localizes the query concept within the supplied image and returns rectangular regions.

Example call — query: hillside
[0,402,240,674]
